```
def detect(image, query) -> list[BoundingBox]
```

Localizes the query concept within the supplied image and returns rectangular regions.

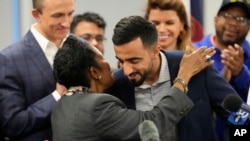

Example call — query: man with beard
[106,15,238,141]
[194,0,250,140]
[195,0,250,102]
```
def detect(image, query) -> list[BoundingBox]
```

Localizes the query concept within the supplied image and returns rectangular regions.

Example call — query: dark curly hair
[53,35,101,89]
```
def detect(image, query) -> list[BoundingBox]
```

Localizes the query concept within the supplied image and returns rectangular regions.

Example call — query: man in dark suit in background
[107,15,239,141]
[0,0,74,140]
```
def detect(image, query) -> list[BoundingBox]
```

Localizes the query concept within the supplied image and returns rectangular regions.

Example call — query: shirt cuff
[52,90,62,101]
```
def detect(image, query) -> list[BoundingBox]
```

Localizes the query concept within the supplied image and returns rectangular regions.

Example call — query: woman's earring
[98,75,102,80]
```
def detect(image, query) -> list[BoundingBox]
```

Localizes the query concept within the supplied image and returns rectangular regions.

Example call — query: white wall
[203,0,220,34]
[183,0,190,22]
[0,0,13,49]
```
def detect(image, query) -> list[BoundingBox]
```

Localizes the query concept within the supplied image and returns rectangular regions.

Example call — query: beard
[129,72,147,87]
[215,29,247,46]
[127,56,154,87]
[128,65,152,87]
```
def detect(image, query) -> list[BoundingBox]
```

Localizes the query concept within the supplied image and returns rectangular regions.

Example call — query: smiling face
[215,6,250,46]
[32,0,75,45]
[148,9,184,50]
[114,37,160,86]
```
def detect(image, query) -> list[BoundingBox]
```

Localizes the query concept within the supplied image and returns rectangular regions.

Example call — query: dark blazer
[51,87,193,141]
[0,31,57,141]
[106,50,238,141]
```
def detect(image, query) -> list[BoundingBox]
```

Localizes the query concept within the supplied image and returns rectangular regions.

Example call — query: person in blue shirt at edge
[105,15,239,141]
[193,0,250,141]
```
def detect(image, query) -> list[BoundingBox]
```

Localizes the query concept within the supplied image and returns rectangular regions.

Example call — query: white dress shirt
[30,23,66,101]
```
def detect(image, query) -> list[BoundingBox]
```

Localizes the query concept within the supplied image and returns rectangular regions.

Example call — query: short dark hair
[32,0,44,13]
[70,12,106,33]
[53,35,100,89]
[112,15,157,49]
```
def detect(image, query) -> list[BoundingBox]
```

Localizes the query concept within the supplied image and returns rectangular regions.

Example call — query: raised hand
[177,46,215,84]
[221,44,244,77]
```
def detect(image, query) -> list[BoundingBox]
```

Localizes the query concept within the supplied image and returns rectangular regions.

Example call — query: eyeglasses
[219,12,250,26]
[79,34,106,43]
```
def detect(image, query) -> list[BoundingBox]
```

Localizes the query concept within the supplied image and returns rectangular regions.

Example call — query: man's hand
[56,83,67,96]
[221,44,244,76]
[222,66,232,82]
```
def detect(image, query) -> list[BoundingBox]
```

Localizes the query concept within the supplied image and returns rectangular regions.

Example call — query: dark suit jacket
[0,31,57,141]
[106,50,238,141]
[51,87,193,141]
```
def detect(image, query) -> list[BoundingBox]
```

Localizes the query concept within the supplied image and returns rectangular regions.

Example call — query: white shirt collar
[30,23,68,68]
[157,51,170,84]
[30,23,51,53]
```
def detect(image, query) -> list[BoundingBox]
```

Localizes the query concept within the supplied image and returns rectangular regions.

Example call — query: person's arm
[221,44,250,94]
[92,47,215,140]
[52,83,67,101]
[92,87,193,140]
[0,54,56,138]
[230,65,250,92]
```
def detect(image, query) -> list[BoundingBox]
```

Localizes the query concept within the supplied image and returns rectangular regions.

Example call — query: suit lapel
[163,50,183,85]
[23,31,55,86]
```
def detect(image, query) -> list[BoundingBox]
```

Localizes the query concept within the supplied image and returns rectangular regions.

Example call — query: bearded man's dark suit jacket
[0,31,57,141]
[106,50,238,141]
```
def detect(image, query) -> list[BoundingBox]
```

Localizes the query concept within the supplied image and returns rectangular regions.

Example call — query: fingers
[221,44,244,76]
[223,44,243,58]
[191,46,215,63]
[56,83,67,96]
[194,46,207,55]
[205,55,212,62]
[205,47,216,57]
[198,47,214,67]
[185,45,192,54]
[180,46,214,77]
[222,66,232,82]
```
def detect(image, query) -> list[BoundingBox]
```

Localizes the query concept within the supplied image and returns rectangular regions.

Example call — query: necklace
[66,86,92,96]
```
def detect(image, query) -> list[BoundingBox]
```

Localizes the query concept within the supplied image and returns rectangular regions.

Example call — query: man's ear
[32,9,41,22]
[153,45,161,57]
[214,16,218,25]
[89,66,99,80]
